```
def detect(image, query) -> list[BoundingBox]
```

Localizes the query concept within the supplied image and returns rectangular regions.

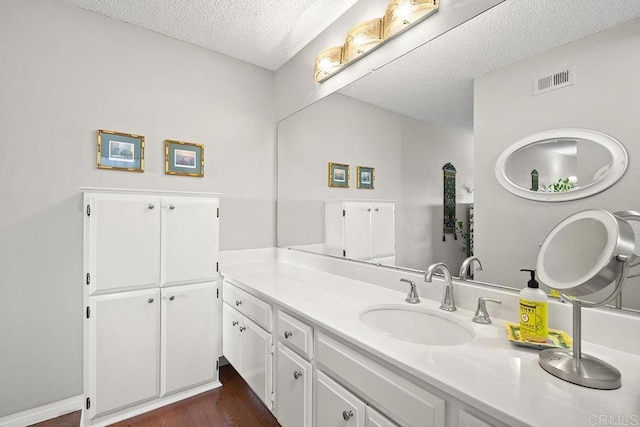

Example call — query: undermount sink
[359,305,475,346]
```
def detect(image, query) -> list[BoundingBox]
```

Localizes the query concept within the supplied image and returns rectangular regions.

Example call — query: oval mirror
[495,129,628,202]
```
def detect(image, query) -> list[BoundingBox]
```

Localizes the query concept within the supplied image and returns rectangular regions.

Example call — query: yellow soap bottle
[519,269,548,343]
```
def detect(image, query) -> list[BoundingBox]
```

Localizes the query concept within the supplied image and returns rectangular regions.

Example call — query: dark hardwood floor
[30,364,280,427]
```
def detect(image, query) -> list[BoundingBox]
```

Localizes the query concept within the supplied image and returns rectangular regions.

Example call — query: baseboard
[0,395,83,427]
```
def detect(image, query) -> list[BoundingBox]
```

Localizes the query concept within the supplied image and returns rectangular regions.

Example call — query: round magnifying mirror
[537,210,635,297]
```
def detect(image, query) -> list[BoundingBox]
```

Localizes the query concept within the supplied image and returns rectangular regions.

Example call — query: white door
[240,315,273,408]
[162,197,219,287]
[222,302,241,370]
[87,193,161,294]
[316,371,365,427]
[276,344,312,427]
[161,282,218,396]
[371,203,395,258]
[90,289,160,418]
[343,203,372,260]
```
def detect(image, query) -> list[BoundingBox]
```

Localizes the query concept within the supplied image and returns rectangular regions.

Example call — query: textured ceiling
[339,0,640,134]
[63,0,360,71]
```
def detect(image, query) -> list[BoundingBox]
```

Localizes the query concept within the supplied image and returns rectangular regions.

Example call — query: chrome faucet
[400,278,420,304]
[459,256,483,280]
[424,262,455,311]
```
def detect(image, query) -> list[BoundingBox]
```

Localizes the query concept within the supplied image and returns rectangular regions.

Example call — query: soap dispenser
[519,269,548,343]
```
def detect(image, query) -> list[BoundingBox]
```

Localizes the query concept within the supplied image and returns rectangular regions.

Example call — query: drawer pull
[342,410,354,421]
[148,204,155,209]
[239,326,246,332]
[293,370,302,380]
[147,298,154,303]
[232,320,239,326]
[169,296,175,301]
[284,330,293,339]
[169,204,175,210]
[235,300,242,306]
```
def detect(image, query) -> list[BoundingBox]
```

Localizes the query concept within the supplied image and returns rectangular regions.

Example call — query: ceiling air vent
[533,67,575,96]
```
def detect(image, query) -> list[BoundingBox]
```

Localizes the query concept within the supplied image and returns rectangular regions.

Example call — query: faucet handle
[400,278,420,304]
[472,297,502,324]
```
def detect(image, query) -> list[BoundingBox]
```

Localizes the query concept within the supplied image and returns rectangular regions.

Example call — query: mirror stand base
[538,348,621,390]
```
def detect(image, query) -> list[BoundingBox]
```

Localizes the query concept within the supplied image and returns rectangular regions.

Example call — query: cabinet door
[343,203,372,260]
[240,315,273,408]
[161,283,219,396]
[162,197,219,287]
[276,344,312,427]
[86,193,161,294]
[90,289,160,418]
[366,407,399,427]
[316,371,365,427]
[371,203,395,258]
[222,302,242,370]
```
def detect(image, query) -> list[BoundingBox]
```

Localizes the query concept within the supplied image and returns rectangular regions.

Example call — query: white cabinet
[275,310,314,427]
[161,283,218,395]
[367,407,399,427]
[222,283,273,409]
[161,197,219,287]
[89,288,160,418]
[325,200,395,262]
[316,370,365,427]
[83,190,221,425]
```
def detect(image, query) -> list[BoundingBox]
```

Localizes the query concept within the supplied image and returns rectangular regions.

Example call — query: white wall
[277,93,473,271]
[0,0,275,417]
[474,18,640,309]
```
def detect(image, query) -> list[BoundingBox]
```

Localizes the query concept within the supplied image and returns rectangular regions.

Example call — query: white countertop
[221,259,640,427]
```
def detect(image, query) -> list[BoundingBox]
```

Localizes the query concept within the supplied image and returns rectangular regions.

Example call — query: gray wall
[474,18,640,308]
[0,0,275,417]
[277,93,473,271]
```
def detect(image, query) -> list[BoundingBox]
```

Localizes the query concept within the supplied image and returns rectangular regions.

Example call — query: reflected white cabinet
[222,296,273,408]
[325,200,395,262]
[316,370,365,427]
[83,190,221,425]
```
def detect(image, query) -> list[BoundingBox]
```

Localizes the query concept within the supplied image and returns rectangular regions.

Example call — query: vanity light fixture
[314,46,345,83]
[383,0,439,38]
[344,18,383,63]
[313,0,439,83]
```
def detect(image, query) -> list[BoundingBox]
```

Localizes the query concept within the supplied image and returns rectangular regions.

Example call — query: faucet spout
[459,256,483,280]
[425,262,456,311]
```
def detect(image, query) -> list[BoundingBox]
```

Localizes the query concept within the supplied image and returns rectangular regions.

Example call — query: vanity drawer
[223,281,272,332]
[277,310,313,359]
[316,332,445,427]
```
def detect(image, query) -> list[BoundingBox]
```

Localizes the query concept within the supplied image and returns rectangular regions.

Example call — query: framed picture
[328,162,349,188]
[165,139,204,177]
[357,166,375,189]
[97,129,145,172]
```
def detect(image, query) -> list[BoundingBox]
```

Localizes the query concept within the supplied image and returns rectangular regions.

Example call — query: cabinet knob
[148,204,155,209]
[342,410,354,421]
[147,298,154,303]
[169,296,175,301]
[169,204,175,210]
[232,320,239,326]
[367,208,372,212]
[239,326,246,332]
[375,208,379,212]
[235,300,242,306]
[284,331,293,339]
[293,370,302,380]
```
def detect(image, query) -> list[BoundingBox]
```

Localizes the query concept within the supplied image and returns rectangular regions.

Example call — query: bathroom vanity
[221,250,640,427]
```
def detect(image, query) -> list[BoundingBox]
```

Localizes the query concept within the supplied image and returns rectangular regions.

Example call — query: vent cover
[533,67,575,95]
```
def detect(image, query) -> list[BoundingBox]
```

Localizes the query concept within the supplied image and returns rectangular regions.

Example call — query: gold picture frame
[97,129,145,172]
[328,162,350,188]
[165,140,204,177]
[356,166,375,189]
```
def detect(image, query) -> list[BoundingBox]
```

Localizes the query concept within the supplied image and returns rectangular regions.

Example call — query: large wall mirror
[277,2,640,312]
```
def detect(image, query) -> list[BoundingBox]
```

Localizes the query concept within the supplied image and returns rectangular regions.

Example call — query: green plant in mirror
[456,210,474,257]
[547,177,575,192]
